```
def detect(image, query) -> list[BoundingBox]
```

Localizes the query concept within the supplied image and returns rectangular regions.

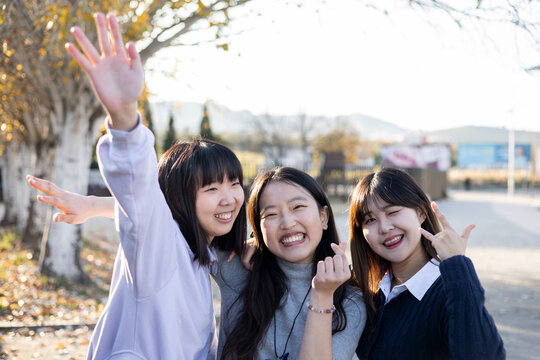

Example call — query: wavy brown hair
[349,168,440,327]
[221,167,349,360]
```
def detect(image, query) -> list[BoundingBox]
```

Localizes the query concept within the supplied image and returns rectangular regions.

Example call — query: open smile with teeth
[384,235,403,247]
[281,233,305,245]
[215,212,233,220]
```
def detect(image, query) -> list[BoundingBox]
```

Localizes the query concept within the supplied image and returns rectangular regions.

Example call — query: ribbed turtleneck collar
[276,257,315,283]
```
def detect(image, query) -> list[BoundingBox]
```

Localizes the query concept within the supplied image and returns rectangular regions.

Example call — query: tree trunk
[1,141,53,250]
[38,111,102,282]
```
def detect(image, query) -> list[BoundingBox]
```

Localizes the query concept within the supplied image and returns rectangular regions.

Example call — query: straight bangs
[195,140,243,188]
[355,169,427,222]
[157,139,246,266]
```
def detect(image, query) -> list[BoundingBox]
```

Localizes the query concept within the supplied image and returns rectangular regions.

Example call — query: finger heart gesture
[420,202,475,261]
[311,242,351,295]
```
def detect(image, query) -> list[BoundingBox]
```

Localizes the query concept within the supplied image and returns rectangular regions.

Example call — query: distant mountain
[149,101,540,144]
[425,126,540,144]
[345,114,408,142]
[149,101,409,141]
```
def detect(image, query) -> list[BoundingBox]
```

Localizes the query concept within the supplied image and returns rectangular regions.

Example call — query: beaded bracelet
[307,303,336,314]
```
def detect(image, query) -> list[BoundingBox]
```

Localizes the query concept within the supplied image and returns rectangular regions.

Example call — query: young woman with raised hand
[52,12,247,359]
[28,167,367,360]
[349,167,505,359]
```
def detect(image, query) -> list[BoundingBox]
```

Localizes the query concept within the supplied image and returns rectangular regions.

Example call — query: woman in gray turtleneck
[216,167,366,360]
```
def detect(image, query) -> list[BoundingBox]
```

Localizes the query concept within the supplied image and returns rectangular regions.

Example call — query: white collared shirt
[379,259,441,304]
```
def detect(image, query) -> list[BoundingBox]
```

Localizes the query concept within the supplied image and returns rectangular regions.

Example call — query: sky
[144,0,540,132]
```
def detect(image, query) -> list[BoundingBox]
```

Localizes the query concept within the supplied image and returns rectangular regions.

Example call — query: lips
[280,233,305,247]
[383,235,403,249]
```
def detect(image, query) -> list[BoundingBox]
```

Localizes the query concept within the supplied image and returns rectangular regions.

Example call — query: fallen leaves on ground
[0,227,116,359]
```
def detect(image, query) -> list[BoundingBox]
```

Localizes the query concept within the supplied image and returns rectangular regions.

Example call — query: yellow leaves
[197,0,211,17]
[56,342,66,350]
[0,296,8,309]
[16,64,22,71]
[38,48,47,57]
[217,43,229,51]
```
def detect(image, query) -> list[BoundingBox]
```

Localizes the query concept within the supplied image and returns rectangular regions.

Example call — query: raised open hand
[420,202,475,261]
[66,13,143,130]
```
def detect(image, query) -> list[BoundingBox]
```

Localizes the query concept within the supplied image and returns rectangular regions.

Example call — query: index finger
[27,175,57,196]
[107,14,128,60]
[431,202,453,231]
[331,242,347,257]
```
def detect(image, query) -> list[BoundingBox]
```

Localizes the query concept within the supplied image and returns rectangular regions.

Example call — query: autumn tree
[313,118,362,165]
[0,0,252,281]
[313,129,363,164]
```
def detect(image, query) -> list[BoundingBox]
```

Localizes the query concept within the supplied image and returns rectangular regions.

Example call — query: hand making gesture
[311,242,351,299]
[66,13,144,130]
[420,202,475,261]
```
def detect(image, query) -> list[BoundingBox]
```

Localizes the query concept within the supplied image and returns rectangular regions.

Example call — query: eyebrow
[363,204,399,216]
[261,195,309,212]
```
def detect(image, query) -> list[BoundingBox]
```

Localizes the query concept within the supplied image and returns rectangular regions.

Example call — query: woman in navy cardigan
[349,168,505,360]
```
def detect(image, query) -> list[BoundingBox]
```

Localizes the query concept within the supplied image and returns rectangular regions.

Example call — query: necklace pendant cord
[273,285,312,359]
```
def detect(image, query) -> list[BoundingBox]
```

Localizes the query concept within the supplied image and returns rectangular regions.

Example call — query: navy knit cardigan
[357,255,505,360]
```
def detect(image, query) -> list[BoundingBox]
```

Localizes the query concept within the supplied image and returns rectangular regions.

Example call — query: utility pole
[508,128,515,196]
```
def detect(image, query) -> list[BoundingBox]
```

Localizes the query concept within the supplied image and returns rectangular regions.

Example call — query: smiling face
[361,197,427,269]
[195,177,245,242]
[258,181,328,264]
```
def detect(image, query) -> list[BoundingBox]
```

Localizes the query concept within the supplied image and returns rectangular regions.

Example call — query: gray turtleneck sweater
[213,250,366,360]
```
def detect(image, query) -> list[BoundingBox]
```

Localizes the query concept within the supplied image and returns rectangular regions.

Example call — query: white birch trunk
[39,111,102,281]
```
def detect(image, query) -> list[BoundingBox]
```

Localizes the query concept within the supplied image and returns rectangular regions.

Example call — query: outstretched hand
[311,242,351,296]
[66,13,143,130]
[420,202,475,261]
[26,175,113,224]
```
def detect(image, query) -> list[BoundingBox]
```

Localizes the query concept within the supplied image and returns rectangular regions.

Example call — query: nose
[379,216,394,234]
[279,211,296,230]
[219,188,235,206]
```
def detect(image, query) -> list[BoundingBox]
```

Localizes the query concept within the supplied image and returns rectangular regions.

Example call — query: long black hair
[221,166,348,360]
[157,138,246,266]
[349,167,440,326]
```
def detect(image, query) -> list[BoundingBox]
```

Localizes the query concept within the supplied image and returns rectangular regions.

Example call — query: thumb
[339,241,347,253]
[461,224,475,241]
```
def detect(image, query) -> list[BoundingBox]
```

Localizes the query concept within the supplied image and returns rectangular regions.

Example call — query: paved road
[333,189,540,360]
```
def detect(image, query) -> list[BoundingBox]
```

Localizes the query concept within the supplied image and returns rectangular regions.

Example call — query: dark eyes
[293,204,306,210]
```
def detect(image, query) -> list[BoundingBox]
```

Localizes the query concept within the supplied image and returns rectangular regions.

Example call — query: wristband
[307,302,336,314]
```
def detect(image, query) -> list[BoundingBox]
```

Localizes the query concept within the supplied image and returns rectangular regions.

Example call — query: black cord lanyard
[273,285,312,360]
